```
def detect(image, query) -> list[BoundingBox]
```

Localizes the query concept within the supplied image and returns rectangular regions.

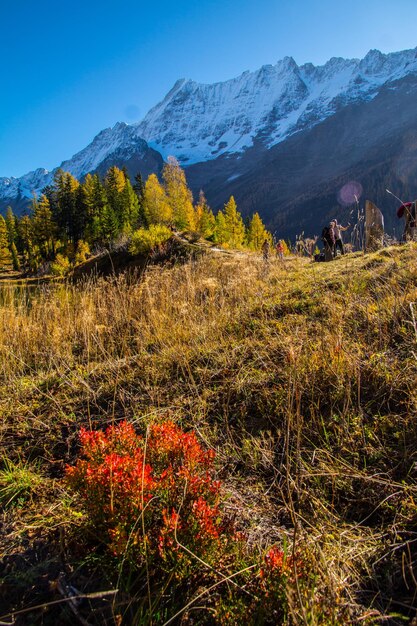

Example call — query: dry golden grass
[1,244,417,624]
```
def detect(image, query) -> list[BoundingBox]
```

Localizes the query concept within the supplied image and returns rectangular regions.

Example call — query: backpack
[321,226,330,242]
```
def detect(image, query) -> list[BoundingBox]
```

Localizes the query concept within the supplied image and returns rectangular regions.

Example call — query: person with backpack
[321,222,335,261]
[397,201,417,241]
[333,219,350,255]
[261,239,270,262]
[276,240,284,261]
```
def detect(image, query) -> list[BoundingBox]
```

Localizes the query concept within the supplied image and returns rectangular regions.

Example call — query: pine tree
[120,177,140,234]
[5,206,17,246]
[73,185,88,243]
[133,172,145,202]
[105,166,126,234]
[55,171,80,241]
[223,196,245,247]
[18,215,36,271]
[195,191,216,239]
[92,175,110,245]
[142,174,172,225]
[74,240,90,265]
[246,212,270,250]
[32,194,56,258]
[101,204,119,244]
[80,173,97,241]
[162,157,195,230]
[0,216,13,270]
[41,184,59,225]
[214,210,228,244]
[4,207,21,271]
[10,242,20,272]
[133,172,147,226]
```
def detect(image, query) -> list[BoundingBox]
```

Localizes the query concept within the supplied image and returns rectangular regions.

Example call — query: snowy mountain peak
[136,46,417,164]
[2,45,417,207]
[0,123,155,203]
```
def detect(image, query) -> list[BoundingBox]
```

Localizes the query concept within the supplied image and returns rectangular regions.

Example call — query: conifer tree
[41,184,59,225]
[133,172,147,226]
[120,176,140,234]
[101,204,119,244]
[4,207,21,271]
[133,172,145,202]
[32,194,56,258]
[246,212,271,250]
[73,185,88,243]
[10,242,20,272]
[105,166,126,233]
[18,215,36,271]
[162,157,195,230]
[142,174,172,225]
[80,173,96,239]
[195,191,216,239]
[84,174,110,245]
[223,196,245,247]
[55,170,80,241]
[5,206,17,246]
[74,240,90,265]
[214,210,228,244]
[0,216,13,270]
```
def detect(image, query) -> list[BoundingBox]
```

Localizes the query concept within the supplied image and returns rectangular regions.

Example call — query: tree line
[0,157,272,274]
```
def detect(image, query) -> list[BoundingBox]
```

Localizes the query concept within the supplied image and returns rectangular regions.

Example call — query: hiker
[397,201,417,241]
[333,219,350,255]
[276,240,284,261]
[321,222,335,261]
[262,239,270,262]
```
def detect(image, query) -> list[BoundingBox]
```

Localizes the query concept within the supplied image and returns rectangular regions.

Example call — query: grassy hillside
[1,245,417,625]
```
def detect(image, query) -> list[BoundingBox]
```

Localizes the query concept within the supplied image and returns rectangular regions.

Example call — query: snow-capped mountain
[136,47,417,163]
[0,124,161,205]
[2,45,417,232]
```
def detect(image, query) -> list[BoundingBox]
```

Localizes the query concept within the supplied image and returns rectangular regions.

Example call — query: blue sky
[2,0,417,177]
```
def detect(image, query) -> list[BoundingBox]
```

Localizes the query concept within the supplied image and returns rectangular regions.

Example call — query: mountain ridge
[2,45,417,235]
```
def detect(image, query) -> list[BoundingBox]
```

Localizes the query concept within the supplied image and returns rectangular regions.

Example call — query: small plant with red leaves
[66,420,224,571]
[260,546,304,584]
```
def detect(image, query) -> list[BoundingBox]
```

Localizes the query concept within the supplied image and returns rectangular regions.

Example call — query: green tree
[120,176,140,234]
[55,170,80,241]
[105,166,126,234]
[133,172,147,227]
[101,204,119,244]
[88,175,111,245]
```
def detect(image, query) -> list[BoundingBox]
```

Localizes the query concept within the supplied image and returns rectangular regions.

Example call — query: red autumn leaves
[66,420,222,563]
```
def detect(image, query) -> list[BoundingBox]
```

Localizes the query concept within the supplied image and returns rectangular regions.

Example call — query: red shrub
[66,420,222,567]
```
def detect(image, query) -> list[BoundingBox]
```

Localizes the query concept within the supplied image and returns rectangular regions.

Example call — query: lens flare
[124,104,141,121]
[337,181,363,206]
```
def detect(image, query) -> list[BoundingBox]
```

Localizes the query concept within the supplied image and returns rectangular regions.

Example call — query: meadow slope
[1,245,417,625]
